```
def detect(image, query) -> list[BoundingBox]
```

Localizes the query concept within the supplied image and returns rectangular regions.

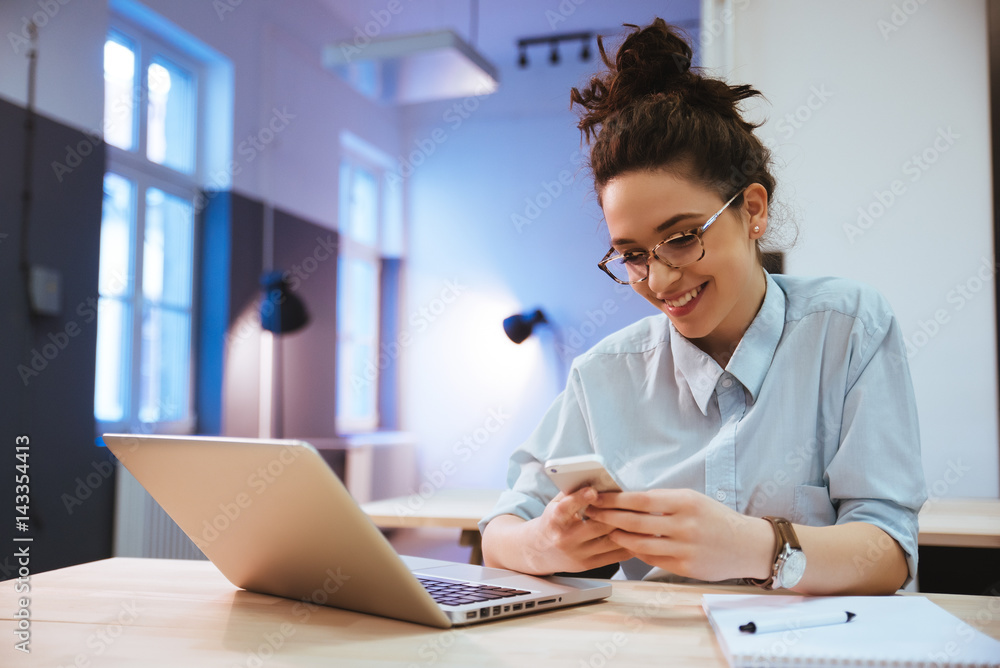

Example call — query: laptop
[102,433,611,628]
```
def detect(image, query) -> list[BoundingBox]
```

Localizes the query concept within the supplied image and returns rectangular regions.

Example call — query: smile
[664,283,704,308]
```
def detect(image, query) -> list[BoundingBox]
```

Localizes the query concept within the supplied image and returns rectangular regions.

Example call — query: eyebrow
[611,212,705,247]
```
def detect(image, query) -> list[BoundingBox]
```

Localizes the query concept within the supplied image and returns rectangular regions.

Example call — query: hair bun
[571,19,696,140]
[615,20,693,91]
[668,51,692,75]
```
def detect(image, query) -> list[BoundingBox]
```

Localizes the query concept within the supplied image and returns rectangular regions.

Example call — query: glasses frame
[598,189,745,285]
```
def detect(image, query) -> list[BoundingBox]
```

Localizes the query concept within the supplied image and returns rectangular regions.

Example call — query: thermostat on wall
[29,265,62,316]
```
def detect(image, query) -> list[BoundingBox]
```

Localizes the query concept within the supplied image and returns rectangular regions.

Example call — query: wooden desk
[2,558,999,666]
[361,492,1000,563]
[917,498,1000,548]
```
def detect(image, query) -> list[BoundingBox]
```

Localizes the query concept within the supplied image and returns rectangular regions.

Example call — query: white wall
[732,0,998,497]
[0,1,106,134]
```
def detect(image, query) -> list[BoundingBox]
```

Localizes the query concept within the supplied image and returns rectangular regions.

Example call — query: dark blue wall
[0,97,113,577]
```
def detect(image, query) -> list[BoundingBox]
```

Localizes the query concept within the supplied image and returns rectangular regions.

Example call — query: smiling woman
[479,18,927,596]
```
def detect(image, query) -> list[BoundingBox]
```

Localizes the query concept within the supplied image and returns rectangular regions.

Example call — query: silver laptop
[102,433,611,628]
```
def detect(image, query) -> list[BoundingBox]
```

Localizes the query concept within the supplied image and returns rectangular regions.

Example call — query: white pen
[739,610,856,634]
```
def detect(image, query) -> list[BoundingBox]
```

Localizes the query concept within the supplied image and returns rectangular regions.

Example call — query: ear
[742,183,769,240]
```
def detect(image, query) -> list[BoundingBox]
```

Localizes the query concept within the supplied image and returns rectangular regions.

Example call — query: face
[601,170,769,362]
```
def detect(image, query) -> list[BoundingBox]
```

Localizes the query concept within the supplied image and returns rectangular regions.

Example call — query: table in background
[360,488,501,564]
[916,498,1000,595]
[917,498,1000,548]
[3,558,999,667]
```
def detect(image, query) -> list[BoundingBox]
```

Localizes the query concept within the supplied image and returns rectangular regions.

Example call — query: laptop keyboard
[417,577,531,607]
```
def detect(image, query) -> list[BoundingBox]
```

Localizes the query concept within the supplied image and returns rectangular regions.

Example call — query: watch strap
[771,516,802,551]
[747,516,798,589]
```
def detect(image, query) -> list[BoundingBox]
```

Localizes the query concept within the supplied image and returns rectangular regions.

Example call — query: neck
[694,268,767,369]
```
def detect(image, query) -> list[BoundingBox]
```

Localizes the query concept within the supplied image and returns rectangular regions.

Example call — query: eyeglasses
[597,190,744,285]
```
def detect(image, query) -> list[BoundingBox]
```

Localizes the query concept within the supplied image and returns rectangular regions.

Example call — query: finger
[593,489,675,513]
[578,547,633,570]
[549,487,599,526]
[577,534,634,563]
[586,507,676,536]
[563,486,600,515]
[591,489,683,513]
[567,517,625,542]
[606,530,680,557]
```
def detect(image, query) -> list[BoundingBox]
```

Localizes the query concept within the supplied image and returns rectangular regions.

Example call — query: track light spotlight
[516,31,594,70]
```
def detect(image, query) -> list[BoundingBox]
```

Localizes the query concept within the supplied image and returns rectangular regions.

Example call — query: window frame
[336,135,402,434]
[97,14,206,435]
[337,156,384,433]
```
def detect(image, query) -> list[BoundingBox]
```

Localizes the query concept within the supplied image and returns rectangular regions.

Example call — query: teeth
[665,284,702,308]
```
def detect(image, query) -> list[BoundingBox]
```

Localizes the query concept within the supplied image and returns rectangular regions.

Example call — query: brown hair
[571,19,776,209]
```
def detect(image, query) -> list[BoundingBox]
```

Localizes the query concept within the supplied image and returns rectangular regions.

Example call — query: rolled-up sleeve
[827,306,927,586]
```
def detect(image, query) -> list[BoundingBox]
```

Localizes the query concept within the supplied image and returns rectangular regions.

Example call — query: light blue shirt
[480,273,927,585]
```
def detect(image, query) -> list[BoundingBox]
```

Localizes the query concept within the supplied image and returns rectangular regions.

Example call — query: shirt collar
[727,272,785,402]
[670,326,723,414]
[670,272,786,415]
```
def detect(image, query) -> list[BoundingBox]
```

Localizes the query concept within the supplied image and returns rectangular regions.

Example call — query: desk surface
[363,491,1000,548]
[2,557,999,666]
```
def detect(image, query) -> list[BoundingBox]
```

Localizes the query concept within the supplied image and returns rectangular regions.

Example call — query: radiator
[112,461,206,560]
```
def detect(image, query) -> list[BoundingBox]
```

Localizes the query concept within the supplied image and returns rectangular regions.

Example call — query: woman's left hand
[586,488,773,582]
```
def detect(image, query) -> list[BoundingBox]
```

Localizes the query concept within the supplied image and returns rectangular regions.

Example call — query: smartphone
[544,454,623,494]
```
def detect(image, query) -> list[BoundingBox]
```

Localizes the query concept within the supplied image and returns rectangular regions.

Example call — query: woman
[479,19,926,595]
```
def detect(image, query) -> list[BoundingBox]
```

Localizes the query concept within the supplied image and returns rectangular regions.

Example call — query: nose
[646,258,682,296]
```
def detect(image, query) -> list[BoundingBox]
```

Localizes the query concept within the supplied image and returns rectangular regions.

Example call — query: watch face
[778,550,807,589]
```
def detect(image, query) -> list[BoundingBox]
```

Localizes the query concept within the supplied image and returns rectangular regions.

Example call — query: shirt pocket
[791,484,836,527]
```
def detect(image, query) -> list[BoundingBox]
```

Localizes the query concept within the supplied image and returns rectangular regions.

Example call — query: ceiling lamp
[323,29,499,105]
[516,31,593,69]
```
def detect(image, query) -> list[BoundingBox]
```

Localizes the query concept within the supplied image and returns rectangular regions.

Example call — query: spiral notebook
[703,594,1000,667]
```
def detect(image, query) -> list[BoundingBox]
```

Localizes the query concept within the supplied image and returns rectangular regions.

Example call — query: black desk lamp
[503,309,547,344]
[259,271,309,334]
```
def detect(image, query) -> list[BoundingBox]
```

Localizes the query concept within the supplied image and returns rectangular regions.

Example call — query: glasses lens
[604,253,646,283]
[655,234,702,267]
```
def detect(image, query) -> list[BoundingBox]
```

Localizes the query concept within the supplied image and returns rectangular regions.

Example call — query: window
[97,17,204,432]
[337,133,404,432]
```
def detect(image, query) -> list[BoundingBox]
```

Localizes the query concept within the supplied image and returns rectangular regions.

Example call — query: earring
[753,226,760,234]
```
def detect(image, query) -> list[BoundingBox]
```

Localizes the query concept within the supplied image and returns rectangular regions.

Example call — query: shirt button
[721,378,733,389]
[715,490,727,501]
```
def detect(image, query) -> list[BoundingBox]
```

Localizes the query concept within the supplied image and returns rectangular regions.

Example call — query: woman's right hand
[482,487,632,575]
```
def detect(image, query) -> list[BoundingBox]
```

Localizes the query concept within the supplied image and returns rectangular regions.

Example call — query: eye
[664,233,699,249]
[620,251,647,266]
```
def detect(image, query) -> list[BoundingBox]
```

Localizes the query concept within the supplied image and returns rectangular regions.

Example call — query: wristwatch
[748,516,807,590]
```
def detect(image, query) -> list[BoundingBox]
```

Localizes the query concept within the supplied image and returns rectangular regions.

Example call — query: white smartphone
[544,454,623,494]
